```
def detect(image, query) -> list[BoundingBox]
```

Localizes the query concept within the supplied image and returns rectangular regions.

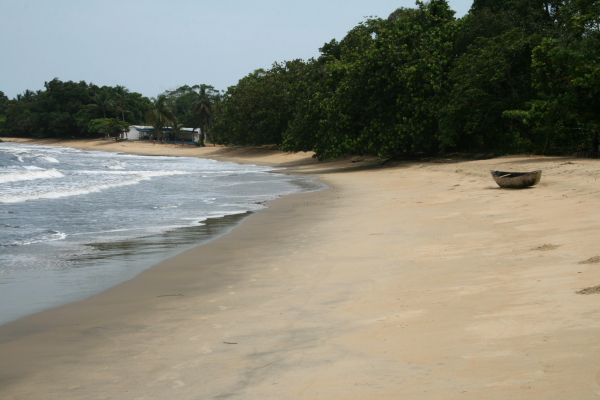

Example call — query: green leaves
[145,95,177,136]
[311,1,456,159]
[213,62,315,146]
[438,28,541,152]
[207,0,600,158]
[2,79,152,138]
[88,118,130,138]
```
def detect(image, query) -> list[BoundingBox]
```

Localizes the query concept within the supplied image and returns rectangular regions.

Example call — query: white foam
[68,227,149,236]
[73,224,194,242]
[0,168,64,184]
[152,204,181,210]
[144,170,191,178]
[0,170,193,204]
[104,160,125,170]
[1,230,67,247]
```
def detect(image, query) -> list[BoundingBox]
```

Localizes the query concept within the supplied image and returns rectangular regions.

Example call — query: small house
[125,126,201,142]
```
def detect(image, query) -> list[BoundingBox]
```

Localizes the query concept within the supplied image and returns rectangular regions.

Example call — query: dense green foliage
[1,79,151,138]
[162,84,220,144]
[504,1,600,155]
[211,0,600,158]
[2,0,599,156]
[145,94,177,138]
[87,118,131,138]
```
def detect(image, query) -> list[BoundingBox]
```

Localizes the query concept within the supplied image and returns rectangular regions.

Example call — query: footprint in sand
[532,244,561,251]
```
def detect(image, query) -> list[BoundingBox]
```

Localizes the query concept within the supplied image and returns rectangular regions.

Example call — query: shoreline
[0,140,326,327]
[1,138,600,399]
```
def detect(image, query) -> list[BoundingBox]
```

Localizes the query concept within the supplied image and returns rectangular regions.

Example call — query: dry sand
[1,138,600,399]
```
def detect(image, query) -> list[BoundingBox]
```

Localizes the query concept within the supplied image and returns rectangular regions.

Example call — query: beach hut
[123,126,201,143]
[126,125,142,140]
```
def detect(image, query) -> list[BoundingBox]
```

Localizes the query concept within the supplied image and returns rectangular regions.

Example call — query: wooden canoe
[491,170,542,188]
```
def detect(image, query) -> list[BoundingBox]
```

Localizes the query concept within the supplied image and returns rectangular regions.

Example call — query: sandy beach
[1,138,600,399]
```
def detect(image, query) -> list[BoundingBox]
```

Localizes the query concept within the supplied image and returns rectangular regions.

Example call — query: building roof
[130,125,199,132]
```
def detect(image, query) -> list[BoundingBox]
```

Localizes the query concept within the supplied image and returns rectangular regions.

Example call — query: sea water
[0,142,325,325]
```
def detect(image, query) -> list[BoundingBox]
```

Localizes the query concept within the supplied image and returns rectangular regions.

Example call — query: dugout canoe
[491,170,542,188]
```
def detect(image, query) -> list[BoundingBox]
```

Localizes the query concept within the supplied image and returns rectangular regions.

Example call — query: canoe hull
[491,170,542,188]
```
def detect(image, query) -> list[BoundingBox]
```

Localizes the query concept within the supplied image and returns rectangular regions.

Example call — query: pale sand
[1,138,600,399]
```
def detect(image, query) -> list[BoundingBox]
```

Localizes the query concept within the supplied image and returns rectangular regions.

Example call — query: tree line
[212,0,600,159]
[1,0,599,158]
[0,80,219,144]
[0,80,150,139]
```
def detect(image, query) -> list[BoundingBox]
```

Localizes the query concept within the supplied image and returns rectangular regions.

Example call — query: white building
[125,126,201,142]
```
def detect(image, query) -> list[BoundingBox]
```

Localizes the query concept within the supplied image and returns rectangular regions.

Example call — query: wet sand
[1,138,600,399]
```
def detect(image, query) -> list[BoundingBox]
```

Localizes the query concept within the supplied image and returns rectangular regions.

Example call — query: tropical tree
[437,28,541,152]
[312,0,457,159]
[0,91,8,114]
[280,58,331,153]
[33,79,96,138]
[170,121,186,142]
[113,85,130,121]
[189,85,215,146]
[16,89,37,103]
[2,80,151,138]
[145,95,177,139]
[0,91,7,135]
[88,118,130,139]
[88,90,114,119]
[212,67,294,146]
[128,92,152,124]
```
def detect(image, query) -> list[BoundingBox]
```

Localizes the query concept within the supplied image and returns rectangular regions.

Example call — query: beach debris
[576,285,600,295]
[223,342,238,345]
[157,294,184,297]
[578,256,600,264]
[532,244,561,251]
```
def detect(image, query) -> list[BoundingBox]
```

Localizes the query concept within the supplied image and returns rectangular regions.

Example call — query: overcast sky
[1,0,474,99]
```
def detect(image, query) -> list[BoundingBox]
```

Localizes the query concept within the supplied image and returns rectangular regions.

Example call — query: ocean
[0,142,325,326]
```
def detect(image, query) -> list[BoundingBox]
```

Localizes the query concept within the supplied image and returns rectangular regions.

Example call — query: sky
[0,0,474,99]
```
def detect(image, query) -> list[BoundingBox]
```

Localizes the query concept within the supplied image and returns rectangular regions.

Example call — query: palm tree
[145,95,177,140]
[171,121,186,143]
[16,89,37,102]
[189,86,214,146]
[88,90,115,118]
[113,85,130,121]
